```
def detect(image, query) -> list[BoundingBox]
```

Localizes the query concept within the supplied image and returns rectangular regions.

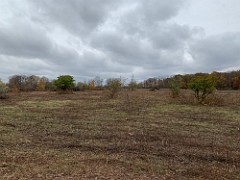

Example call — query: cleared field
[0,90,240,179]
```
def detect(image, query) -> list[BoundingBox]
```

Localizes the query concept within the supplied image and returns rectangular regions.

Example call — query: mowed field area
[0,90,240,179]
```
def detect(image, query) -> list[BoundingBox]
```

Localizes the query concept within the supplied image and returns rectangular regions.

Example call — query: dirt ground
[0,89,240,179]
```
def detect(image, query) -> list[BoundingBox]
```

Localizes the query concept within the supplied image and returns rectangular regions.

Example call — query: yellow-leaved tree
[188,75,217,104]
[89,80,95,90]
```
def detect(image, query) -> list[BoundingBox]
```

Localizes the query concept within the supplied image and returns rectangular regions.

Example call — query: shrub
[0,80,9,99]
[128,75,138,91]
[79,82,89,91]
[128,81,138,91]
[94,76,103,90]
[36,80,46,91]
[188,75,217,104]
[89,80,95,90]
[149,86,159,91]
[106,78,122,98]
[54,75,75,92]
[168,75,182,98]
[204,93,224,106]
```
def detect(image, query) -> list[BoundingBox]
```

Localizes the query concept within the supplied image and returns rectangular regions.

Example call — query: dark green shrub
[54,75,75,92]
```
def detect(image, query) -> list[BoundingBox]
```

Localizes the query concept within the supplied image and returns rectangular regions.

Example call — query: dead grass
[0,90,240,179]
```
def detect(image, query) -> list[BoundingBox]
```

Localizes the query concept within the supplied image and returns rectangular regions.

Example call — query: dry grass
[0,90,240,179]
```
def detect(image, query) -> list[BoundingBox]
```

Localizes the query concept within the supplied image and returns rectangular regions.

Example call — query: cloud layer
[0,0,239,82]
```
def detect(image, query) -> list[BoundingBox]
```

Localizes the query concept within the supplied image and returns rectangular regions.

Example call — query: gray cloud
[28,0,127,35]
[0,21,52,59]
[0,0,240,82]
[0,21,80,65]
[138,0,186,23]
[190,33,240,72]
[147,23,191,50]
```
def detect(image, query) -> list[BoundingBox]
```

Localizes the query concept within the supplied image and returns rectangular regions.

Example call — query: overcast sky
[0,0,240,82]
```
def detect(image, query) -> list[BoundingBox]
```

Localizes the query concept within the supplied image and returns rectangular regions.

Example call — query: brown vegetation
[143,70,240,90]
[0,90,240,179]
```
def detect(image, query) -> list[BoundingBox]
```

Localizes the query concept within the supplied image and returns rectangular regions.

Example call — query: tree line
[0,75,126,92]
[0,70,239,103]
[0,70,240,93]
[142,70,240,90]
